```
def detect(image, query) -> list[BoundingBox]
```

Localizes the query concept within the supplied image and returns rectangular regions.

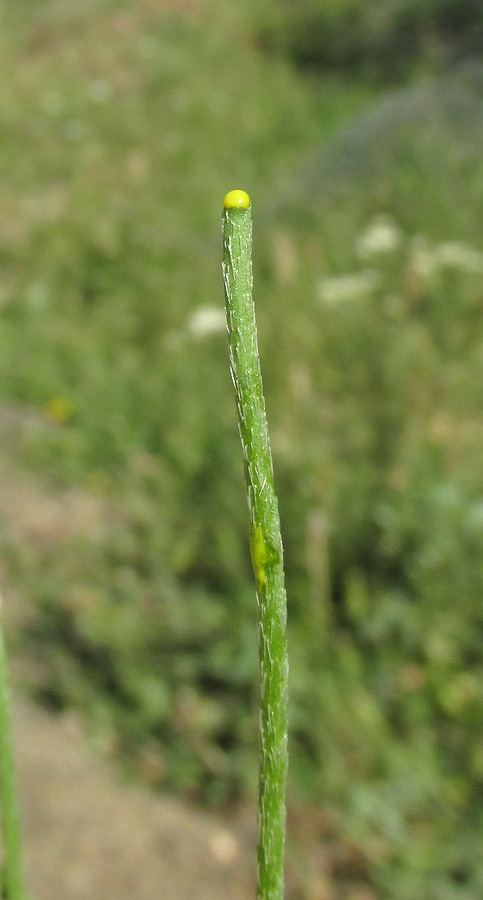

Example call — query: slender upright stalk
[0,595,25,900]
[222,190,289,900]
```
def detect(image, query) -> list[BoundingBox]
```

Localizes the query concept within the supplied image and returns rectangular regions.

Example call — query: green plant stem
[222,192,288,900]
[0,596,25,900]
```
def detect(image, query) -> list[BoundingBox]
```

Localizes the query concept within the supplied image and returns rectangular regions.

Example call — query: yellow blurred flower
[46,396,73,424]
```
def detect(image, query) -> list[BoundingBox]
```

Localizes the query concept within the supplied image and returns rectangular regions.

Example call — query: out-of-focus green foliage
[1,1,483,897]
[257,0,483,79]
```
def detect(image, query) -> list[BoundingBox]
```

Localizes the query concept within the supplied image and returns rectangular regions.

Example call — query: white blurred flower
[411,236,483,278]
[318,270,380,304]
[355,215,401,259]
[187,306,226,337]
[435,242,483,274]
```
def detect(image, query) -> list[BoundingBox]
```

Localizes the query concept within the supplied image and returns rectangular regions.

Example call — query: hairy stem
[222,190,288,900]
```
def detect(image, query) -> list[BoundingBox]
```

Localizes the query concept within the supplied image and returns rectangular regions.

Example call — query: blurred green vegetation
[1,1,483,898]
[258,0,483,80]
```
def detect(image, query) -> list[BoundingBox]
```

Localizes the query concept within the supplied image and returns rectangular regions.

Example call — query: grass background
[1,1,483,897]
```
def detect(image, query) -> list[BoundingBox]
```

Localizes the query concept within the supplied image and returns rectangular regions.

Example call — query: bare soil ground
[14,696,255,900]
